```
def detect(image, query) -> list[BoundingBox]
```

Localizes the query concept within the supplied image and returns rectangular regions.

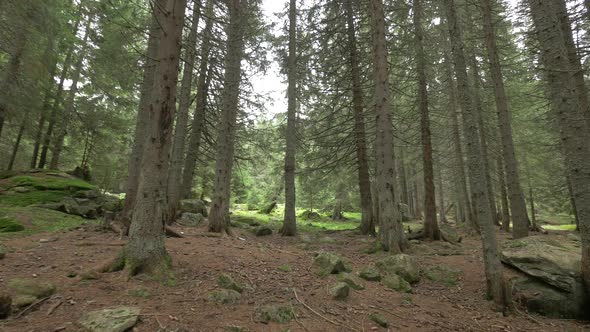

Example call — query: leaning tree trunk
[181,0,214,199]
[167,0,202,223]
[481,0,529,238]
[414,0,440,240]
[369,0,404,253]
[345,0,375,235]
[107,0,187,278]
[120,0,167,223]
[208,0,246,234]
[282,0,297,236]
[527,0,590,294]
[445,0,508,310]
[7,111,28,170]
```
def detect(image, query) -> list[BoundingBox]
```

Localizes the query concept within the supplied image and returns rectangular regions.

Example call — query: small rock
[256,304,295,324]
[359,266,381,281]
[8,278,56,298]
[255,226,272,236]
[177,212,204,227]
[0,293,11,319]
[439,224,462,243]
[329,282,350,300]
[209,289,241,304]
[409,239,420,245]
[13,187,30,193]
[375,254,421,284]
[78,307,140,332]
[313,252,351,276]
[180,199,208,216]
[337,272,365,290]
[80,270,100,280]
[218,274,243,293]
[369,313,388,328]
[382,274,412,293]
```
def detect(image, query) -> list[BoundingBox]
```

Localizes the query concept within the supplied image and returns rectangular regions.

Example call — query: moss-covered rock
[375,254,420,284]
[13,295,36,308]
[313,252,351,276]
[369,313,388,328]
[256,304,295,324]
[424,266,461,286]
[329,282,350,300]
[8,278,56,298]
[78,307,140,332]
[359,265,381,281]
[218,274,243,293]
[337,272,365,290]
[209,289,241,304]
[255,226,272,236]
[382,274,412,293]
[0,217,24,233]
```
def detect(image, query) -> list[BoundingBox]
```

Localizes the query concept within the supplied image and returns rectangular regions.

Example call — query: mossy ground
[0,206,89,238]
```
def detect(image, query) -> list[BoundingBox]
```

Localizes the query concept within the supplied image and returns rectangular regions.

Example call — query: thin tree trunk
[208,0,246,234]
[120,0,167,222]
[0,29,27,142]
[282,0,297,236]
[167,0,202,223]
[369,0,404,253]
[497,156,510,232]
[436,159,447,223]
[527,0,590,292]
[345,0,375,235]
[481,0,529,238]
[117,0,187,277]
[444,0,508,310]
[181,0,214,199]
[566,175,579,230]
[49,20,91,170]
[469,55,498,226]
[7,112,28,170]
[399,147,410,209]
[442,48,473,228]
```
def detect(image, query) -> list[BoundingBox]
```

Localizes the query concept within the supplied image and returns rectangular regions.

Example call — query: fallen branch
[46,299,63,316]
[165,226,183,238]
[293,289,361,332]
[15,296,51,318]
[367,304,404,319]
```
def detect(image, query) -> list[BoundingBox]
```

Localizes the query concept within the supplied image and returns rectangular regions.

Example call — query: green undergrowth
[232,208,360,233]
[0,206,89,238]
[542,224,577,231]
[7,175,95,191]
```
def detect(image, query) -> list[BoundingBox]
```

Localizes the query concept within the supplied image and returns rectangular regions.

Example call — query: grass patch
[0,217,25,232]
[0,190,68,207]
[0,206,89,238]
[542,224,577,231]
[277,264,292,272]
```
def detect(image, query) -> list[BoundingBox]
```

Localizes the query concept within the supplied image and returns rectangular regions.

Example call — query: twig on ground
[15,296,51,318]
[367,304,404,319]
[293,288,361,332]
[46,299,63,315]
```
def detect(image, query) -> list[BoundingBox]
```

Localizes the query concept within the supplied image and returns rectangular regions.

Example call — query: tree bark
[444,0,508,310]
[181,0,214,199]
[167,0,202,223]
[208,0,246,234]
[497,156,511,232]
[282,0,297,236]
[345,0,375,235]
[0,28,27,142]
[116,0,187,277]
[527,0,590,293]
[369,0,404,253]
[120,0,167,222]
[7,112,28,170]
[481,0,529,238]
[436,159,447,223]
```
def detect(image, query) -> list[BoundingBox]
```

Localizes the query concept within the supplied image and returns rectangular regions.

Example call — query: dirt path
[0,225,588,331]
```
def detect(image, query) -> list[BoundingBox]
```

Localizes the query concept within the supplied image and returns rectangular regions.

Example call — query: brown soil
[0,224,588,332]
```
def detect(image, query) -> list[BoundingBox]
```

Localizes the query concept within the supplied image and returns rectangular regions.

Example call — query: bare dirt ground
[0,224,588,332]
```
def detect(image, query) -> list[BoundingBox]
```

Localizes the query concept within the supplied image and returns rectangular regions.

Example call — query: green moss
[543,224,577,231]
[257,304,295,324]
[277,265,292,272]
[0,217,25,232]
[364,241,384,254]
[0,207,89,238]
[0,190,68,207]
[10,175,95,191]
[128,286,151,298]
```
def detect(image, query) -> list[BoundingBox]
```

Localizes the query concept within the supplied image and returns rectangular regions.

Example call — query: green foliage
[0,217,25,232]
[0,191,68,207]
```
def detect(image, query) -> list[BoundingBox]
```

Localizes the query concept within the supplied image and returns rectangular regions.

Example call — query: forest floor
[1,213,589,332]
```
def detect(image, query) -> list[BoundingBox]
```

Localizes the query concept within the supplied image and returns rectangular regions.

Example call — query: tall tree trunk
[181,0,214,198]
[566,175,579,230]
[436,159,447,223]
[469,55,498,226]
[399,147,410,210]
[49,20,91,170]
[208,0,246,234]
[0,29,27,142]
[167,0,202,223]
[414,0,439,240]
[442,48,473,228]
[111,0,187,277]
[282,0,297,236]
[120,0,167,222]
[527,0,590,293]
[481,0,530,238]
[369,0,404,253]
[345,0,375,235]
[7,112,28,170]
[32,39,58,169]
[497,156,511,232]
[444,0,508,310]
